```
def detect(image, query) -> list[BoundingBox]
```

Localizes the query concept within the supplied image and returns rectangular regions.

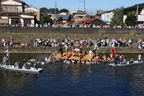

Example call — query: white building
[25,6,40,21]
[100,10,114,24]
[0,0,34,26]
[123,3,144,24]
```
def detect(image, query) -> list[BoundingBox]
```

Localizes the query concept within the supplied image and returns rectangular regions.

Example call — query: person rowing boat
[14,61,20,68]
[2,55,8,66]
[129,57,134,64]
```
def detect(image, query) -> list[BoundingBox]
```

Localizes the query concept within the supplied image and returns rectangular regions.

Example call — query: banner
[112,48,116,57]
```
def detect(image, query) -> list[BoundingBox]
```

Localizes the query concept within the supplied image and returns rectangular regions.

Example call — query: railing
[1,6,23,13]
[0,19,8,23]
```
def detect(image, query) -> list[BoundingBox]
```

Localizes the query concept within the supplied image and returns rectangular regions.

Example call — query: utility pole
[136,5,139,26]
[55,0,57,24]
[84,0,85,12]
[84,0,86,22]
[136,5,139,16]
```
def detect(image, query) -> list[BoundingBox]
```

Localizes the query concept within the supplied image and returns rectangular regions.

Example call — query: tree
[110,6,124,25]
[68,15,73,22]
[34,15,40,25]
[41,14,52,23]
[60,9,69,13]
[58,17,63,22]
[125,12,137,26]
[40,7,49,14]
[48,8,59,14]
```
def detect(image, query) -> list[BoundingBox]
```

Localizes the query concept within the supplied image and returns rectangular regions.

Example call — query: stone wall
[0,27,143,34]
[0,47,143,53]
[0,27,144,44]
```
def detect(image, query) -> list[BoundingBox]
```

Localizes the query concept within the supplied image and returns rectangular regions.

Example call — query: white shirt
[2,39,5,43]
[138,55,141,60]
[89,50,92,56]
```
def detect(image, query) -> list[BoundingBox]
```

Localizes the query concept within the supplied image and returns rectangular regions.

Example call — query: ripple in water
[0,53,143,96]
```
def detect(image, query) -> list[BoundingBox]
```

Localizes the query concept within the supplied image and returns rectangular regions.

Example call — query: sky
[23,0,144,14]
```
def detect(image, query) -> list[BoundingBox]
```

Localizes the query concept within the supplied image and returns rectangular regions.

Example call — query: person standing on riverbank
[142,40,144,49]
[2,38,5,47]
[30,39,33,47]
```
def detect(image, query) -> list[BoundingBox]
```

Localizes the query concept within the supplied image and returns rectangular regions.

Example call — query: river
[0,53,144,96]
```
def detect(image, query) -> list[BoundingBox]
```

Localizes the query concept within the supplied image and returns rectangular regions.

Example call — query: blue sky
[23,0,144,14]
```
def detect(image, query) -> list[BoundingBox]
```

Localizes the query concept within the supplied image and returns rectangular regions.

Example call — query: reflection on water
[0,53,144,96]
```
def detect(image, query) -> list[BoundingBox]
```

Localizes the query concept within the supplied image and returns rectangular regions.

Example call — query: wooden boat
[54,52,72,60]
[109,61,143,67]
[0,64,43,73]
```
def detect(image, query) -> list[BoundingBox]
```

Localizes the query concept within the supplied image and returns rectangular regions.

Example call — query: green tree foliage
[60,9,69,13]
[34,15,40,25]
[40,7,49,14]
[125,12,137,26]
[40,8,59,14]
[110,6,124,25]
[41,14,52,23]
[58,17,63,22]
[48,8,59,14]
[68,15,73,21]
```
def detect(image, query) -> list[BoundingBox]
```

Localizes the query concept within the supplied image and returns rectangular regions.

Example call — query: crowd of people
[1,54,43,70]
[1,37,144,50]
[1,43,142,67]
[1,23,144,29]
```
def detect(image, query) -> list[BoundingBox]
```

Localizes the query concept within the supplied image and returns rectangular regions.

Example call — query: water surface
[0,53,144,96]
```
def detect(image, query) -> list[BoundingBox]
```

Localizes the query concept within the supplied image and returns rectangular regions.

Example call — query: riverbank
[0,27,144,43]
[0,47,144,53]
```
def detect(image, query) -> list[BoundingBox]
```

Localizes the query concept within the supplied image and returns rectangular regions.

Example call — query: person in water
[138,53,141,62]
[122,57,127,64]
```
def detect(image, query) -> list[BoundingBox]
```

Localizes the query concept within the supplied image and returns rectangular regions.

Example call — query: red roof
[84,18,100,24]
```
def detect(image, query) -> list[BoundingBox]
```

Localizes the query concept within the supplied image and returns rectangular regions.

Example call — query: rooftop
[48,13,69,20]
[125,3,144,10]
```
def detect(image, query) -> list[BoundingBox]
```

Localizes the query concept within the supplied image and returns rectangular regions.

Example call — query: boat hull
[0,64,43,73]
[109,61,143,67]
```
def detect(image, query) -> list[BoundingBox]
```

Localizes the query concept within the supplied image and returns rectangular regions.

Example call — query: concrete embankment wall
[0,27,144,44]
[0,27,144,34]
[0,47,144,54]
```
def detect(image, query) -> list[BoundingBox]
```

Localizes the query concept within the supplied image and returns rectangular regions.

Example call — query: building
[123,3,144,24]
[25,6,40,21]
[100,10,114,24]
[84,18,107,26]
[48,13,70,23]
[94,10,107,19]
[69,10,78,15]
[72,11,91,24]
[0,0,35,26]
